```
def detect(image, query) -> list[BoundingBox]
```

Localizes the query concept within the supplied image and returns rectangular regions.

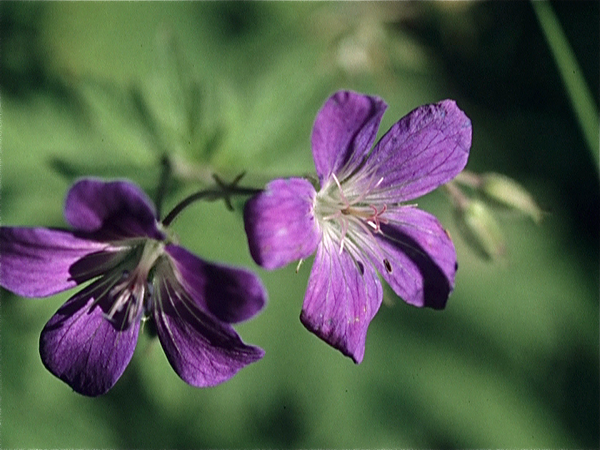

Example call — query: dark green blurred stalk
[532,0,599,172]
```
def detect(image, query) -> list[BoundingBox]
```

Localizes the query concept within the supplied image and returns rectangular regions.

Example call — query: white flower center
[314,173,393,274]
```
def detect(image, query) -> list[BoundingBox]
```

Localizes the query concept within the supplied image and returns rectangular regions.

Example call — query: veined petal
[0,227,110,297]
[152,273,264,388]
[364,100,471,202]
[39,280,140,396]
[300,238,383,364]
[312,91,387,184]
[64,178,164,240]
[165,244,266,324]
[373,206,457,309]
[244,178,320,270]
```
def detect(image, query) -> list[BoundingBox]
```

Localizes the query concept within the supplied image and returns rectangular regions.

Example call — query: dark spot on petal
[378,224,452,309]
[383,258,393,274]
[356,260,365,275]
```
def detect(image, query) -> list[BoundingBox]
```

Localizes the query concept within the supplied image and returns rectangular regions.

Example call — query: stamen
[105,291,129,322]
[342,218,391,276]
[338,215,349,254]
[317,170,397,276]
[104,270,147,326]
[366,204,388,232]
[331,173,350,208]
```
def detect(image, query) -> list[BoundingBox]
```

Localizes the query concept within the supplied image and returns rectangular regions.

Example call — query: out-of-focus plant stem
[532,0,599,173]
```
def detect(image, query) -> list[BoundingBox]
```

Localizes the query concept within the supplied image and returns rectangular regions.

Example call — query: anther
[368,204,388,231]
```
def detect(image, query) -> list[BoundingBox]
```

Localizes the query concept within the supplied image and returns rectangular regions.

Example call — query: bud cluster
[445,171,543,260]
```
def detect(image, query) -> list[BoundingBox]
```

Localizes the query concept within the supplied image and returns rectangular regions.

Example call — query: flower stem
[442,181,470,211]
[453,171,482,190]
[161,173,262,227]
[155,155,172,220]
[532,0,599,172]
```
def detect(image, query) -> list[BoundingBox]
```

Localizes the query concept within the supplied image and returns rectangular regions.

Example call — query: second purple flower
[244,90,472,363]
[0,178,266,396]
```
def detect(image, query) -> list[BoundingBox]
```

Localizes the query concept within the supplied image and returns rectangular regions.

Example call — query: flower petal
[244,178,320,270]
[311,90,387,184]
[165,244,266,324]
[0,227,110,297]
[64,178,164,240]
[373,206,457,309]
[152,272,264,387]
[364,100,471,202]
[39,280,140,396]
[300,238,383,364]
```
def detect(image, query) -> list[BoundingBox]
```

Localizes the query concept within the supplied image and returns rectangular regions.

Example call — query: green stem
[155,155,172,220]
[532,0,599,172]
[453,171,482,190]
[443,181,470,211]
[161,180,262,227]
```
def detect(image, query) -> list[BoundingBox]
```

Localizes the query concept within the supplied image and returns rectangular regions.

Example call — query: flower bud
[480,173,543,224]
[455,199,506,260]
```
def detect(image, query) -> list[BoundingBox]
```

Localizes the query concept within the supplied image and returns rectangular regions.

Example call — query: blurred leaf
[136,28,223,162]
[209,44,332,180]
[74,77,158,165]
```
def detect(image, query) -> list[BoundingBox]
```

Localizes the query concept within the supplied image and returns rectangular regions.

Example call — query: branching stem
[161,172,262,227]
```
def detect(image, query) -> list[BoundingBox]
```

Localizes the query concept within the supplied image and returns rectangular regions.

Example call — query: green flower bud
[455,199,506,261]
[480,173,543,224]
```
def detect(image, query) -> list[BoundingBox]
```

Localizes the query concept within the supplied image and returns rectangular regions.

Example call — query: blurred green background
[1,1,598,448]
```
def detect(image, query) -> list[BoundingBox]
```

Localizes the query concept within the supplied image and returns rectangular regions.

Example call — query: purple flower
[244,91,471,363]
[0,178,266,396]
